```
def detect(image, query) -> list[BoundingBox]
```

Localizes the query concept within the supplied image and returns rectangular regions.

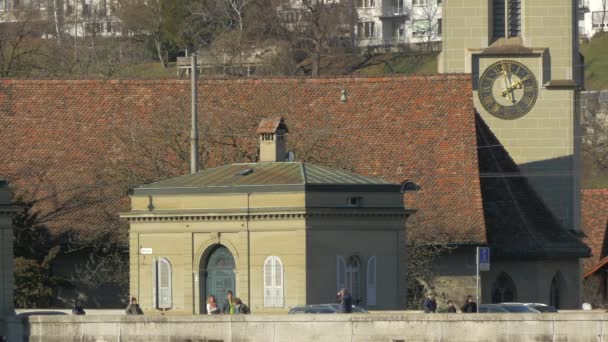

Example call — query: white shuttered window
[336,256,346,292]
[264,256,284,307]
[366,256,377,306]
[153,257,172,309]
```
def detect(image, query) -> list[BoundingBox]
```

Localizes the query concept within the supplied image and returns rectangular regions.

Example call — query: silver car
[288,304,369,314]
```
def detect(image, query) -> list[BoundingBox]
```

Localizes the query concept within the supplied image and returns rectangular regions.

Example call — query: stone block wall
[4,313,608,342]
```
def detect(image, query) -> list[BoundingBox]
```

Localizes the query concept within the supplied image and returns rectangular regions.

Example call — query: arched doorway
[491,272,517,303]
[550,272,567,310]
[202,245,236,313]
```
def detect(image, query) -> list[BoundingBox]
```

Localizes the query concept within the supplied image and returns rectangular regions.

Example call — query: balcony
[379,6,409,19]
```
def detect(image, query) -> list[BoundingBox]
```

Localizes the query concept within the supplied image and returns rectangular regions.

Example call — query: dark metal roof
[134,162,397,195]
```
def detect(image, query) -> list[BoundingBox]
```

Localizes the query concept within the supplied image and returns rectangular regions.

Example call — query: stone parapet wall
[3,313,608,342]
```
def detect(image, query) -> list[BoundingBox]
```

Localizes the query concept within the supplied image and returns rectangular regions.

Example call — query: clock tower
[440,0,584,234]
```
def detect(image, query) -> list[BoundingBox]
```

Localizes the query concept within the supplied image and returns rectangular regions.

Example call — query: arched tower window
[153,257,172,309]
[264,256,284,307]
[550,272,567,310]
[491,272,517,303]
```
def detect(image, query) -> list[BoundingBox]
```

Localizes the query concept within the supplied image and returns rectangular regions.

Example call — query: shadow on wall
[475,113,587,257]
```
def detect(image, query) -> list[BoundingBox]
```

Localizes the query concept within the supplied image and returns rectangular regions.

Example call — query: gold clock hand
[501,63,513,101]
[501,75,531,97]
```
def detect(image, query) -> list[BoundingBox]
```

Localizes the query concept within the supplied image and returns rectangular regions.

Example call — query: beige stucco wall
[126,189,407,314]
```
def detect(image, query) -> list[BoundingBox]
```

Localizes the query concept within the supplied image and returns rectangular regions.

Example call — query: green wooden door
[205,246,236,311]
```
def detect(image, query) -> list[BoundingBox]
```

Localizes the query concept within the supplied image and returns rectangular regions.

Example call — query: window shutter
[336,256,346,292]
[152,257,157,308]
[274,257,284,307]
[264,256,274,307]
[366,257,377,306]
[158,258,172,308]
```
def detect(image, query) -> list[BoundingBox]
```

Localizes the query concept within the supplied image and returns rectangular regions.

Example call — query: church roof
[581,189,608,275]
[0,76,588,257]
[135,162,397,195]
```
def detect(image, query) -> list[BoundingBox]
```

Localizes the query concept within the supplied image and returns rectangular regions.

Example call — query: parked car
[497,303,541,313]
[288,304,369,314]
[524,303,557,313]
[478,304,509,313]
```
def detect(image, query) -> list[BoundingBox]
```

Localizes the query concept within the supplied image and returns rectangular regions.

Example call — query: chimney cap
[257,117,288,134]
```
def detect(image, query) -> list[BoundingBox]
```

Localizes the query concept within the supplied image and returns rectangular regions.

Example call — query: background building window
[366,256,377,306]
[412,19,430,36]
[357,0,374,8]
[357,22,375,38]
[550,272,567,310]
[412,0,429,5]
[153,257,172,310]
[592,11,608,29]
[264,256,284,307]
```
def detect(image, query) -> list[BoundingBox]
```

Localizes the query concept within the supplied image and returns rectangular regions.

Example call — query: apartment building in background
[356,0,442,49]
[0,0,122,37]
[579,0,608,39]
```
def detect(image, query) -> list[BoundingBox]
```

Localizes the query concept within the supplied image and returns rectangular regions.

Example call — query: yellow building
[121,118,412,314]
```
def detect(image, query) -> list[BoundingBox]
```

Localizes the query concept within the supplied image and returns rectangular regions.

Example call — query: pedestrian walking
[234,298,250,314]
[125,297,144,315]
[423,293,437,313]
[337,288,353,313]
[222,290,236,314]
[461,295,478,313]
[446,300,457,313]
[72,301,86,315]
[207,295,220,314]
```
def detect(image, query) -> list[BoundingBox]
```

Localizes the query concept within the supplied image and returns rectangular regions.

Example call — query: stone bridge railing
[2,312,608,342]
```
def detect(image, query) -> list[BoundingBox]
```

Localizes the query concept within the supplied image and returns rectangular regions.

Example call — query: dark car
[498,303,541,313]
[478,304,509,313]
[288,304,368,314]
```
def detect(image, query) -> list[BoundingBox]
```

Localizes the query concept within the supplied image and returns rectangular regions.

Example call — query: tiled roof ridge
[582,188,608,194]
[0,73,471,85]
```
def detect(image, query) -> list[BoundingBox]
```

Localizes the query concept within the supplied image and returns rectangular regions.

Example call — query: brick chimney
[257,117,288,162]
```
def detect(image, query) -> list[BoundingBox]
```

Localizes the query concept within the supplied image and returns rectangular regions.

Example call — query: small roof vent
[238,168,254,176]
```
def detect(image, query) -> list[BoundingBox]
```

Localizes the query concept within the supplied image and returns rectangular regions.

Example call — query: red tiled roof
[0,76,486,244]
[582,189,608,274]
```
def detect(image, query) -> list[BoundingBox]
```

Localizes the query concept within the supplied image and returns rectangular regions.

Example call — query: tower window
[493,0,521,39]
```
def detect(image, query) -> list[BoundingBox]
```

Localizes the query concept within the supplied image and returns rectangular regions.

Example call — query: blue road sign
[478,247,490,271]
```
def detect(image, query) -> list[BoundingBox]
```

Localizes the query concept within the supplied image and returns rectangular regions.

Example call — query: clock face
[478,60,538,120]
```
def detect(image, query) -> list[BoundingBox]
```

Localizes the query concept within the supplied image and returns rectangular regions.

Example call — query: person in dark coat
[446,300,457,313]
[461,295,478,313]
[234,298,250,314]
[125,297,144,315]
[337,288,353,313]
[72,301,86,315]
[423,294,437,313]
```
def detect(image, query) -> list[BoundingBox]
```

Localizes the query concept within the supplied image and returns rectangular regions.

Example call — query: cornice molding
[122,208,409,222]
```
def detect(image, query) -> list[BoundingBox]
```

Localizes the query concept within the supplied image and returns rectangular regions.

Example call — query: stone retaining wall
[3,313,608,342]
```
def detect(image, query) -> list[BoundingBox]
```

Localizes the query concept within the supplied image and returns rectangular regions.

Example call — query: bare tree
[0,9,46,76]
[278,0,355,76]
[410,0,441,51]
